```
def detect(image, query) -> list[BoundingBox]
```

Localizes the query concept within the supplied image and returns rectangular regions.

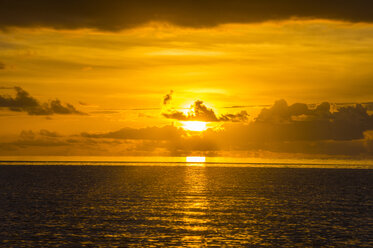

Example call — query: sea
[0,157,372,247]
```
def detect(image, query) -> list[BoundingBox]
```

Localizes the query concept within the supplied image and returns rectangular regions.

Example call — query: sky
[1,0,373,158]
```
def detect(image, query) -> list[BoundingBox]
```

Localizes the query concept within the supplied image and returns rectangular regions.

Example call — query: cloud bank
[81,125,183,140]
[253,99,373,140]
[0,87,84,115]
[0,0,373,31]
[2,100,373,157]
[73,100,373,156]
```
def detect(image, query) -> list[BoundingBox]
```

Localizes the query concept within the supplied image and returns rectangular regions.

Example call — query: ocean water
[0,162,372,247]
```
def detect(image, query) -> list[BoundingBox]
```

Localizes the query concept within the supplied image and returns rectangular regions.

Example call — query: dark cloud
[13,130,67,147]
[163,90,173,105]
[0,86,85,115]
[265,139,368,156]
[162,100,373,156]
[81,125,184,140]
[0,129,126,155]
[0,62,5,69]
[256,99,331,123]
[219,111,251,122]
[82,103,373,155]
[252,100,373,141]
[2,99,373,157]
[223,104,271,109]
[39,129,61,137]
[90,110,119,114]
[363,102,373,111]
[163,100,249,122]
[0,0,372,31]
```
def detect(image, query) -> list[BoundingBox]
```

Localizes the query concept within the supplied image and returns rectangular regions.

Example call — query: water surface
[0,164,372,247]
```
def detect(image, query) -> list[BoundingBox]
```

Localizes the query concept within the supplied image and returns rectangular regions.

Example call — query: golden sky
[1,1,373,157]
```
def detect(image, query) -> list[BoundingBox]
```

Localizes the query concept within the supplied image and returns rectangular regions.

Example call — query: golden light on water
[186,156,206,163]
[181,121,208,132]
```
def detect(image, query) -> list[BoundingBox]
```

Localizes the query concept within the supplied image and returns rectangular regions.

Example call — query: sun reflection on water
[179,165,208,245]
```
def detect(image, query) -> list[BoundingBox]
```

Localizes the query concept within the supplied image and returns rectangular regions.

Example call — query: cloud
[13,130,68,147]
[163,100,249,122]
[39,129,61,137]
[82,101,373,155]
[363,102,373,111]
[0,1,373,31]
[256,99,331,123]
[0,129,127,156]
[0,62,5,69]
[2,99,373,158]
[0,86,85,115]
[163,90,173,105]
[161,100,373,156]
[81,125,184,140]
[252,99,373,140]
[90,110,119,114]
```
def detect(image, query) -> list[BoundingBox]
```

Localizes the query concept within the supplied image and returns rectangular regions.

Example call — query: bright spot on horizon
[186,156,206,163]
[182,121,208,131]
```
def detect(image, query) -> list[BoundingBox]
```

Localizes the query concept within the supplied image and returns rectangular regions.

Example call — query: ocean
[0,159,372,247]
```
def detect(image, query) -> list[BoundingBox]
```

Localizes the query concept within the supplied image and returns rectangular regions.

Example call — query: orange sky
[1,2,373,158]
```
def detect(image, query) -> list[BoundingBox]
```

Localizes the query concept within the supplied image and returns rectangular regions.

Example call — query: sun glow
[181,121,208,131]
[186,156,206,163]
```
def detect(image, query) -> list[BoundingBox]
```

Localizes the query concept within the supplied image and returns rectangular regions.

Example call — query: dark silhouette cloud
[2,99,373,157]
[256,99,331,123]
[163,90,173,105]
[363,102,373,111]
[223,104,271,109]
[0,0,372,31]
[163,100,249,122]
[0,86,85,115]
[81,125,184,140]
[13,130,68,147]
[90,110,119,114]
[39,129,61,137]
[162,100,373,156]
[252,100,373,141]
[0,62,5,69]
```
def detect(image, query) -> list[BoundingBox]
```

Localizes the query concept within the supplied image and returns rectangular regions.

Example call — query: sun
[186,156,206,163]
[181,121,208,132]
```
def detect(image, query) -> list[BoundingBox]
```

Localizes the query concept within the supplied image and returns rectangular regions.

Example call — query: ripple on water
[0,165,372,247]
